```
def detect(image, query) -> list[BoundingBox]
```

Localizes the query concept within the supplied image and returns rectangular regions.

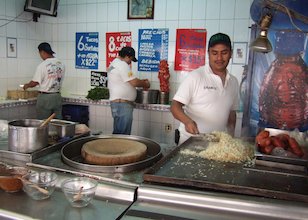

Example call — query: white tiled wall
[0,0,253,144]
[0,0,53,98]
[88,104,179,145]
[51,0,253,98]
[0,104,36,121]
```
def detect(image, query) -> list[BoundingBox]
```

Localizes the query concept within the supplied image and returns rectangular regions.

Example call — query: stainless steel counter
[0,96,171,112]
[122,184,308,220]
[63,96,171,112]
[0,172,135,220]
[0,99,36,109]
[1,136,308,220]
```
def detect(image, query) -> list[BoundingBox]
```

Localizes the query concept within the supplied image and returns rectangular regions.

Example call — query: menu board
[90,71,108,88]
[174,29,207,71]
[106,32,132,68]
[138,28,169,72]
[75,32,99,69]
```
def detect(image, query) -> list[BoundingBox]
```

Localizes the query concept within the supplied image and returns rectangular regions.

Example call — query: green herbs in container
[86,87,109,101]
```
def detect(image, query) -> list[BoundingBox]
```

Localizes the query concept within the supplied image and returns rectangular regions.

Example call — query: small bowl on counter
[0,164,29,193]
[21,171,57,200]
[61,177,98,208]
[0,176,23,192]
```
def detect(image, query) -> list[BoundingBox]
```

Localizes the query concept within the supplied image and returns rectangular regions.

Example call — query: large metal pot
[8,119,48,153]
[49,119,76,138]
[135,89,159,104]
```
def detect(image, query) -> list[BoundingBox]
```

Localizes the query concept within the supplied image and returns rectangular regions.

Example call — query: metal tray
[61,135,162,173]
[255,128,308,166]
[0,132,89,163]
[49,119,76,138]
[143,137,308,203]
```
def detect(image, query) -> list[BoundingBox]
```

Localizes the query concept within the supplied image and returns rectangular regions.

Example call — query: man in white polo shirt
[171,33,239,145]
[108,46,150,135]
[23,42,65,119]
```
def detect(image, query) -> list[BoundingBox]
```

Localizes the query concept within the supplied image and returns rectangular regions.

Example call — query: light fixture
[250,13,273,53]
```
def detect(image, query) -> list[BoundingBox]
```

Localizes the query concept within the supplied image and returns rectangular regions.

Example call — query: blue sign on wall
[76,32,99,69]
[138,28,169,72]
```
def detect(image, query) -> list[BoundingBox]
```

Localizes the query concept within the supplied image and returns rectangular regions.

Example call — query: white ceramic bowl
[21,171,57,200]
[61,177,98,208]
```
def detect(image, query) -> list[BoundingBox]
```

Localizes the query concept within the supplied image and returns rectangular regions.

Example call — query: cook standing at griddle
[171,33,239,145]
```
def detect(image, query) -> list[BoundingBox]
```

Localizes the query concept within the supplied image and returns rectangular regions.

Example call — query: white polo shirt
[108,58,137,101]
[173,65,239,139]
[33,58,65,93]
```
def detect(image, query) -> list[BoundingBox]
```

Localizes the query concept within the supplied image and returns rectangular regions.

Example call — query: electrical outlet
[165,124,172,132]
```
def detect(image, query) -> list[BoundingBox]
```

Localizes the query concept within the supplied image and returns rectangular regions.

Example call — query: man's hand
[129,78,150,88]
[23,84,29,91]
[23,81,39,91]
[171,100,200,135]
[184,119,199,135]
[143,79,150,89]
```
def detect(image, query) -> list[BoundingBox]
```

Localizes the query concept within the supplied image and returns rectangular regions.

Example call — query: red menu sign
[174,29,207,71]
[106,32,132,68]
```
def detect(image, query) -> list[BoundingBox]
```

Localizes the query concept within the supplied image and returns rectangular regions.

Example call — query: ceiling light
[250,13,273,53]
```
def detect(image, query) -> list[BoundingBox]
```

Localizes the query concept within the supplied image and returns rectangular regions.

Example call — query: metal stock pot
[8,119,48,153]
[135,89,159,104]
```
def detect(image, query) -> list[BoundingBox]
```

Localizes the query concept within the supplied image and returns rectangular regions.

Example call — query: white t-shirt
[173,65,239,139]
[108,58,137,101]
[33,57,65,93]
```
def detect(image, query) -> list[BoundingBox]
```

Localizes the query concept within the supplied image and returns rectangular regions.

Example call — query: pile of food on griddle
[255,129,308,159]
[180,131,255,164]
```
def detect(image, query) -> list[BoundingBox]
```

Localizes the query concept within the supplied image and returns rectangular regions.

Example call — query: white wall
[53,0,253,98]
[0,0,253,98]
[0,0,253,144]
[0,0,53,98]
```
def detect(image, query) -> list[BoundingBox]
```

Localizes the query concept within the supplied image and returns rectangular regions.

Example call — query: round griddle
[61,134,162,173]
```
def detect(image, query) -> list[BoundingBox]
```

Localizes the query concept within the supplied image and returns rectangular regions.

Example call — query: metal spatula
[195,133,220,142]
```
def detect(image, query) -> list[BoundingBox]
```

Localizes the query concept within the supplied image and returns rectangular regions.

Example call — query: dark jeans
[110,102,134,135]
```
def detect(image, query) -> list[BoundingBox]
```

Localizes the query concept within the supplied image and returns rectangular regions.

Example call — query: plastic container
[62,105,89,125]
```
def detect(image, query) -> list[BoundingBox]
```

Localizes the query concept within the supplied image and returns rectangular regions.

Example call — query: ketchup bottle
[259,31,308,130]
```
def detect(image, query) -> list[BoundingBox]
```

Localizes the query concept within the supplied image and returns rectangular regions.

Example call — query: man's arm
[227,110,237,137]
[170,100,199,135]
[128,78,150,89]
[23,81,39,90]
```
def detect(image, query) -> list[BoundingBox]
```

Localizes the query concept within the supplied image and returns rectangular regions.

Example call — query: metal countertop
[0,172,135,220]
[2,136,308,220]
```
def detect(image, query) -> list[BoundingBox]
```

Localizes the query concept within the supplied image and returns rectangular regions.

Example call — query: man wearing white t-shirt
[23,42,65,119]
[171,33,239,145]
[108,47,150,134]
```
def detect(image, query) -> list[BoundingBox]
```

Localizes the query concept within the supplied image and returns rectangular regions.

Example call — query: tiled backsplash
[88,104,178,145]
[1,0,253,103]
[0,99,242,144]
[88,104,243,144]
[1,0,250,143]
